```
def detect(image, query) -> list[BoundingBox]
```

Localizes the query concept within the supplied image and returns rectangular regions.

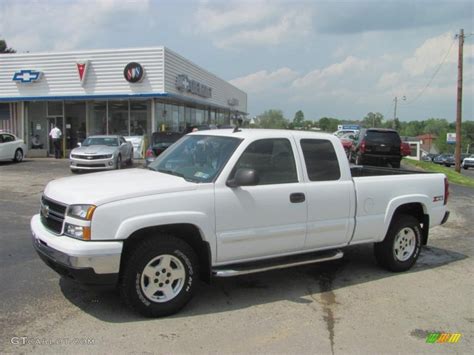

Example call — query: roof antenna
[233,117,243,133]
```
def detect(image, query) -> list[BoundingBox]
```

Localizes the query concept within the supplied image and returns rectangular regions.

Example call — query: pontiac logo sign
[41,204,50,218]
[124,62,145,83]
[76,60,89,86]
[12,70,43,83]
[176,74,212,98]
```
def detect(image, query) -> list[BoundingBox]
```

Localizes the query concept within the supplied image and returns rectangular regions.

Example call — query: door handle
[290,192,305,203]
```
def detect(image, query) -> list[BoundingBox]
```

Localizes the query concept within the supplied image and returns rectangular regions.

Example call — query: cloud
[230,67,299,93]
[314,0,473,34]
[0,0,151,52]
[292,56,369,90]
[403,32,474,76]
[192,0,312,49]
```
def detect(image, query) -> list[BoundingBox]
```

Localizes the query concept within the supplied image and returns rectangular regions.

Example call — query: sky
[0,0,473,122]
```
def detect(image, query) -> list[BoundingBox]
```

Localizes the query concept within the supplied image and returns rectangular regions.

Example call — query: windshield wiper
[156,169,198,183]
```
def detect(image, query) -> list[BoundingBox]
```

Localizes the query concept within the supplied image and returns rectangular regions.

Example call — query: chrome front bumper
[31,214,122,285]
[69,156,116,170]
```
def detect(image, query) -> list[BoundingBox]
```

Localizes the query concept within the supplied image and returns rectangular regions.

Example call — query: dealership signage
[227,98,239,106]
[338,124,360,131]
[12,69,43,83]
[176,74,212,98]
[124,62,145,83]
[76,60,89,86]
[446,133,456,144]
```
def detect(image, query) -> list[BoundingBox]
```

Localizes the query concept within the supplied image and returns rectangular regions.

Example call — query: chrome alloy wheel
[140,254,186,303]
[393,227,416,262]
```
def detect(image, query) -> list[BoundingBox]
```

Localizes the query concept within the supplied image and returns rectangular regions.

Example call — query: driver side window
[230,138,297,185]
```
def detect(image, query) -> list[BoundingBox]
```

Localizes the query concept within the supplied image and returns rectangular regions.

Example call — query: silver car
[69,135,133,173]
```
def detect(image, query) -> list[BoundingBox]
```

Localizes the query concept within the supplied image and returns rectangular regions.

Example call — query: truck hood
[44,169,199,205]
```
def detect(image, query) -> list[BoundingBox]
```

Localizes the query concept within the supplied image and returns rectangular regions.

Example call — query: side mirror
[77,142,82,147]
[227,168,259,187]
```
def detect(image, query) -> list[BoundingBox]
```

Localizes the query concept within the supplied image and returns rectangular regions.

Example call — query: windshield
[82,137,119,147]
[148,135,242,183]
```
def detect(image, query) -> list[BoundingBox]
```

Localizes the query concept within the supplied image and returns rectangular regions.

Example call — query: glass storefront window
[47,101,63,116]
[27,102,48,150]
[88,101,106,136]
[130,100,149,136]
[108,101,129,136]
[65,102,86,148]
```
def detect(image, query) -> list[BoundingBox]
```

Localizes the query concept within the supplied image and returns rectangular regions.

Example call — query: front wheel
[116,155,122,169]
[13,148,23,162]
[374,215,422,272]
[126,150,133,166]
[120,236,199,317]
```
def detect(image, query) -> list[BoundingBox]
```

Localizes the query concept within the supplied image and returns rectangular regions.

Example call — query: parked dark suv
[350,128,402,168]
[145,132,184,166]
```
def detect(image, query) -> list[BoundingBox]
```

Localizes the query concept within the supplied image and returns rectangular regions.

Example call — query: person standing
[49,124,62,159]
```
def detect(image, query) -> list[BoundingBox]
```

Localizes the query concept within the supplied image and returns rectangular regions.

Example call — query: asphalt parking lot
[0,158,473,354]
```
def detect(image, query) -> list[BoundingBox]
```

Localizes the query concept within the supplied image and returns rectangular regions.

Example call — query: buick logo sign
[124,62,145,83]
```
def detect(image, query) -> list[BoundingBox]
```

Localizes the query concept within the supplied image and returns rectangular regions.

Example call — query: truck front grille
[40,196,67,234]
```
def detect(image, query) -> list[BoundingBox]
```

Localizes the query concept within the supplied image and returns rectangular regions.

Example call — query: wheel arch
[383,198,430,245]
[120,223,212,283]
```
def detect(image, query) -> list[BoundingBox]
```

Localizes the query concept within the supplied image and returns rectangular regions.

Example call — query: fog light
[108,161,114,166]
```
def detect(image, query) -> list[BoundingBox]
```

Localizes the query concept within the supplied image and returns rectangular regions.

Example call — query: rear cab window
[300,139,341,181]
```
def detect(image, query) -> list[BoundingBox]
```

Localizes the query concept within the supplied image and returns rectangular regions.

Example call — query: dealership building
[0,47,247,157]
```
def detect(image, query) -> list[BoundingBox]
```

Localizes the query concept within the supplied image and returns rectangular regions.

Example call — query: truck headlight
[64,223,91,240]
[67,204,96,220]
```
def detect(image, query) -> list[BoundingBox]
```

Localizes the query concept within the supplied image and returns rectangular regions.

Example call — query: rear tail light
[145,148,155,158]
[360,140,366,153]
[444,177,449,205]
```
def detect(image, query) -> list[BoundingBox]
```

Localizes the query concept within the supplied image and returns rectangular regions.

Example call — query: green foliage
[362,112,384,128]
[255,109,288,129]
[0,39,16,54]
[293,110,305,128]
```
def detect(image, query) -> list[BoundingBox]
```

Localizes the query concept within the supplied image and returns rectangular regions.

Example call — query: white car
[462,154,474,169]
[0,132,27,162]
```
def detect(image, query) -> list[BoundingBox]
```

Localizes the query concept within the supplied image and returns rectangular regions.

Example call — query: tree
[255,109,288,129]
[0,39,16,54]
[362,112,384,128]
[317,117,340,132]
[293,110,305,128]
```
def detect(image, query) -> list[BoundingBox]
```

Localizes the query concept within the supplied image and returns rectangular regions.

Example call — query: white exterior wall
[0,47,247,113]
[0,47,165,98]
[164,48,247,113]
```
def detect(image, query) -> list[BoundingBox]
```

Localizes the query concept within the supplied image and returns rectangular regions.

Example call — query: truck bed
[350,165,426,177]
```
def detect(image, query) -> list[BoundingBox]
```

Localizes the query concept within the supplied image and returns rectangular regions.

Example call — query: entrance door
[47,117,64,157]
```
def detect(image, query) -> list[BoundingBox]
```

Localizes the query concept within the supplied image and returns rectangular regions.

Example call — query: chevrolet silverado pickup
[31,129,450,317]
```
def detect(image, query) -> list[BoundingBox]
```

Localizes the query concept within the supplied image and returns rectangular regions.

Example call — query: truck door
[298,138,354,249]
[214,138,307,263]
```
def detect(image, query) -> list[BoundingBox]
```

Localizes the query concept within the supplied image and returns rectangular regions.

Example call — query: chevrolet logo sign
[12,69,43,83]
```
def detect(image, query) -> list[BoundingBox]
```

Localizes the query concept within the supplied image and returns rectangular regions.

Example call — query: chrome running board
[212,249,343,277]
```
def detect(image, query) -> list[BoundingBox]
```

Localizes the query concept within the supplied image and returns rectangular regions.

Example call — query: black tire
[71,169,79,174]
[374,214,422,272]
[13,148,23,162]
[391,160,401,169]
[126,150,133,166]
[116,155,122,169]
[463,166,468,170]
[120,235,199,317]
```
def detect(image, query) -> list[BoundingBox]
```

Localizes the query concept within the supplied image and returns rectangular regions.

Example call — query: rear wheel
[374,215,422,272]
[126,150,133,166]
[13,148,23,162]
[120,235,199,317]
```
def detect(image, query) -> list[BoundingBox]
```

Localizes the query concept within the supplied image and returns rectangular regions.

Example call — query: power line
[403,37,457,105]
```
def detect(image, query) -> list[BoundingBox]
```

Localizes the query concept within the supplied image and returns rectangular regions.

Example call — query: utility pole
[455,29,464,173]
[393,96,405,129]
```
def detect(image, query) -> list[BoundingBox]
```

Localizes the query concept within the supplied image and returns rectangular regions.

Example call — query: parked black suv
[350,128,402,168]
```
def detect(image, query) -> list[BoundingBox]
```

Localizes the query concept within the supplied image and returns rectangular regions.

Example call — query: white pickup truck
[31,129,450,317]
